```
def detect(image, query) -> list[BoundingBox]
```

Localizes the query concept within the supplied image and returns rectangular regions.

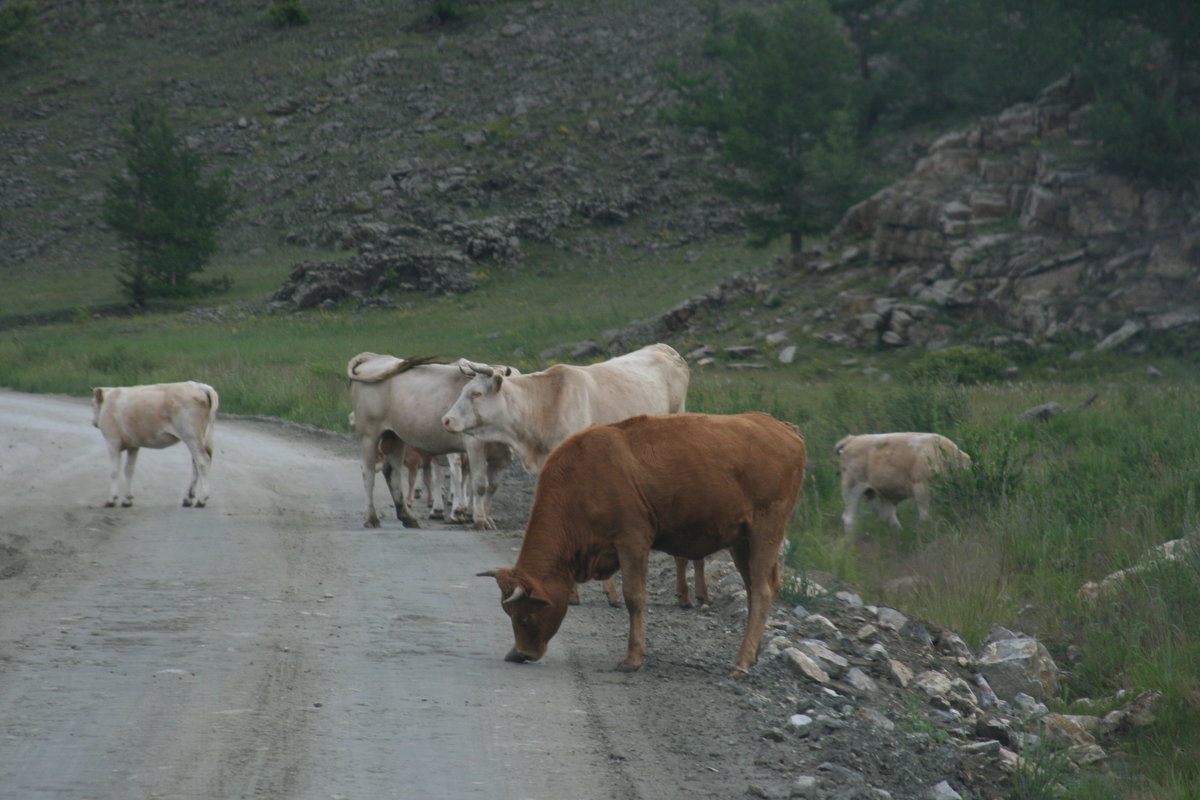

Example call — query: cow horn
[503,585,526,604]
[473,362,496,377]
[476,569,498,577]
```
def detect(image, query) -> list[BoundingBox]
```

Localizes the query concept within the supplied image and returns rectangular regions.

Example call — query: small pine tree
[103,101,238,306]
[664,0,870,253]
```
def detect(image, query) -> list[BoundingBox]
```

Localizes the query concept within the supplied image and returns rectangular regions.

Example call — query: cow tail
[347,353,446,383]
[202,385,219,458]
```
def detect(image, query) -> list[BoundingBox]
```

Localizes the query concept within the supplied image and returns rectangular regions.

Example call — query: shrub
[907,346,1009,385]
[0,1,36,66]
[268,1,310,28]
[934,429,1026,512]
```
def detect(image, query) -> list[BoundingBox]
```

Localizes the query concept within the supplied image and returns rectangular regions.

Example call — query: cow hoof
[504,649,532,664]
[677,598,694,609]
[430,510,444,520]
[363,518,381,529]
[104,500,116,508]
[607,600,622,609]
[193,500,206,508]
[616,661,641,673]
[726,666,751,679]
[121,500,133,508]
[400,516,421,529]
[182,498,193,507]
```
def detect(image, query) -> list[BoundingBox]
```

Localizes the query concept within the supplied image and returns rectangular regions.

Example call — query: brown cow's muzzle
[505,648,533,664]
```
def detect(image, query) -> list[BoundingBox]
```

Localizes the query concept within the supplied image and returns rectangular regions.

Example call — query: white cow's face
[442,372,504,435]
[90,388,105,428]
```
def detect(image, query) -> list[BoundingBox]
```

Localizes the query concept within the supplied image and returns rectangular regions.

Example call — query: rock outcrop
[826,75,1200,350]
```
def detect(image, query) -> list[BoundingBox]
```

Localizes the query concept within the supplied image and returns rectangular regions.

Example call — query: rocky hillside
[2,0,1196,347]
[2,0,742,299]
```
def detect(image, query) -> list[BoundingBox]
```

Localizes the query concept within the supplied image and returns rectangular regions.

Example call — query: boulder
[977,637,1060,701]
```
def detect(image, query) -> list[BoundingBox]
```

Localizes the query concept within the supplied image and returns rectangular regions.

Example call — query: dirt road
[0,389,794,800]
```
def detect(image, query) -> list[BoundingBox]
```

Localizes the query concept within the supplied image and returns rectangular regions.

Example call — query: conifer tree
[103,101,238,305]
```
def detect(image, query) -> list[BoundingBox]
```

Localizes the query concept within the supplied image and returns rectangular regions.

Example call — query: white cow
[348,353,513,530]
[91,381,219,508]
[835,432,971,532]
[348,411,449,517]
[441,343,708,607]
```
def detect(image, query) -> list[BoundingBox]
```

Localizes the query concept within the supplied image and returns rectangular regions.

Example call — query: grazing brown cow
[835,432,971,532]
[91,381,219,508]
[480,412,807,676]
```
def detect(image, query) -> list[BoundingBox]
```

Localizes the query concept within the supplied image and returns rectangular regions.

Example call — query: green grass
[4,233,1200,799]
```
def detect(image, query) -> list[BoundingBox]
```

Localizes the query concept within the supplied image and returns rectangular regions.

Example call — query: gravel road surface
[0,389,786,800]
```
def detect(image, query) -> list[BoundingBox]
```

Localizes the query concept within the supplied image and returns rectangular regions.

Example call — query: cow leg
[103,441,124,507]
[467,440,495,530]
[616,546,650,671]
[183,454,199,507]
[378,437,419,528]
[427,458,445,519]
[674,557,693,607]
[600,576,621,607]
[404,460,418,506]
[729,530,785,676]
[881,499,902,528]
[448,454,470,523]
[841,483,868,533]
[675,557,709,607]
[119,447,139,507]
[359,436,384,528]
[179,431,212,508]
[913,483,932,525]
[420,458,434,513]
[692,559,710,605]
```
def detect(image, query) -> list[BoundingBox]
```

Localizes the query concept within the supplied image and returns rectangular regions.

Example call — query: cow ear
[491,373,504,392]
[92,387,104,405]
[489,567,519,600]
[522,576,552,605]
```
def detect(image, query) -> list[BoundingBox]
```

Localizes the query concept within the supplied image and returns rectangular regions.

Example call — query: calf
[91,381,219,508]
[480,412,807,676]
[835,432,971,532]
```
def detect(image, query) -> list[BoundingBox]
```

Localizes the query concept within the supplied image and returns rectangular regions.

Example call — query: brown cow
[480,412,807,676]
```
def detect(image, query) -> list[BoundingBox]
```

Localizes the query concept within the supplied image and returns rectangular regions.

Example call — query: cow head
[477,567,568,664]
[442,365,510,436]
[90,387,106,427]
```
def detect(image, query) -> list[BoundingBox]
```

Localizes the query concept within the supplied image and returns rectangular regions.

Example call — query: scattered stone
[875,607,909,632]
[1094,319,1143,351]
[978,637,1060,701]
[791,775,819,797]
[845,667,879,694]
[795,639,849,677]
[1017,401,1066,422]
[724,345,761,359]
[788,713,815,736]
[783,647,831,684]
[928,780,962,800]
[913,670,955,699]
[886,659,914,688]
